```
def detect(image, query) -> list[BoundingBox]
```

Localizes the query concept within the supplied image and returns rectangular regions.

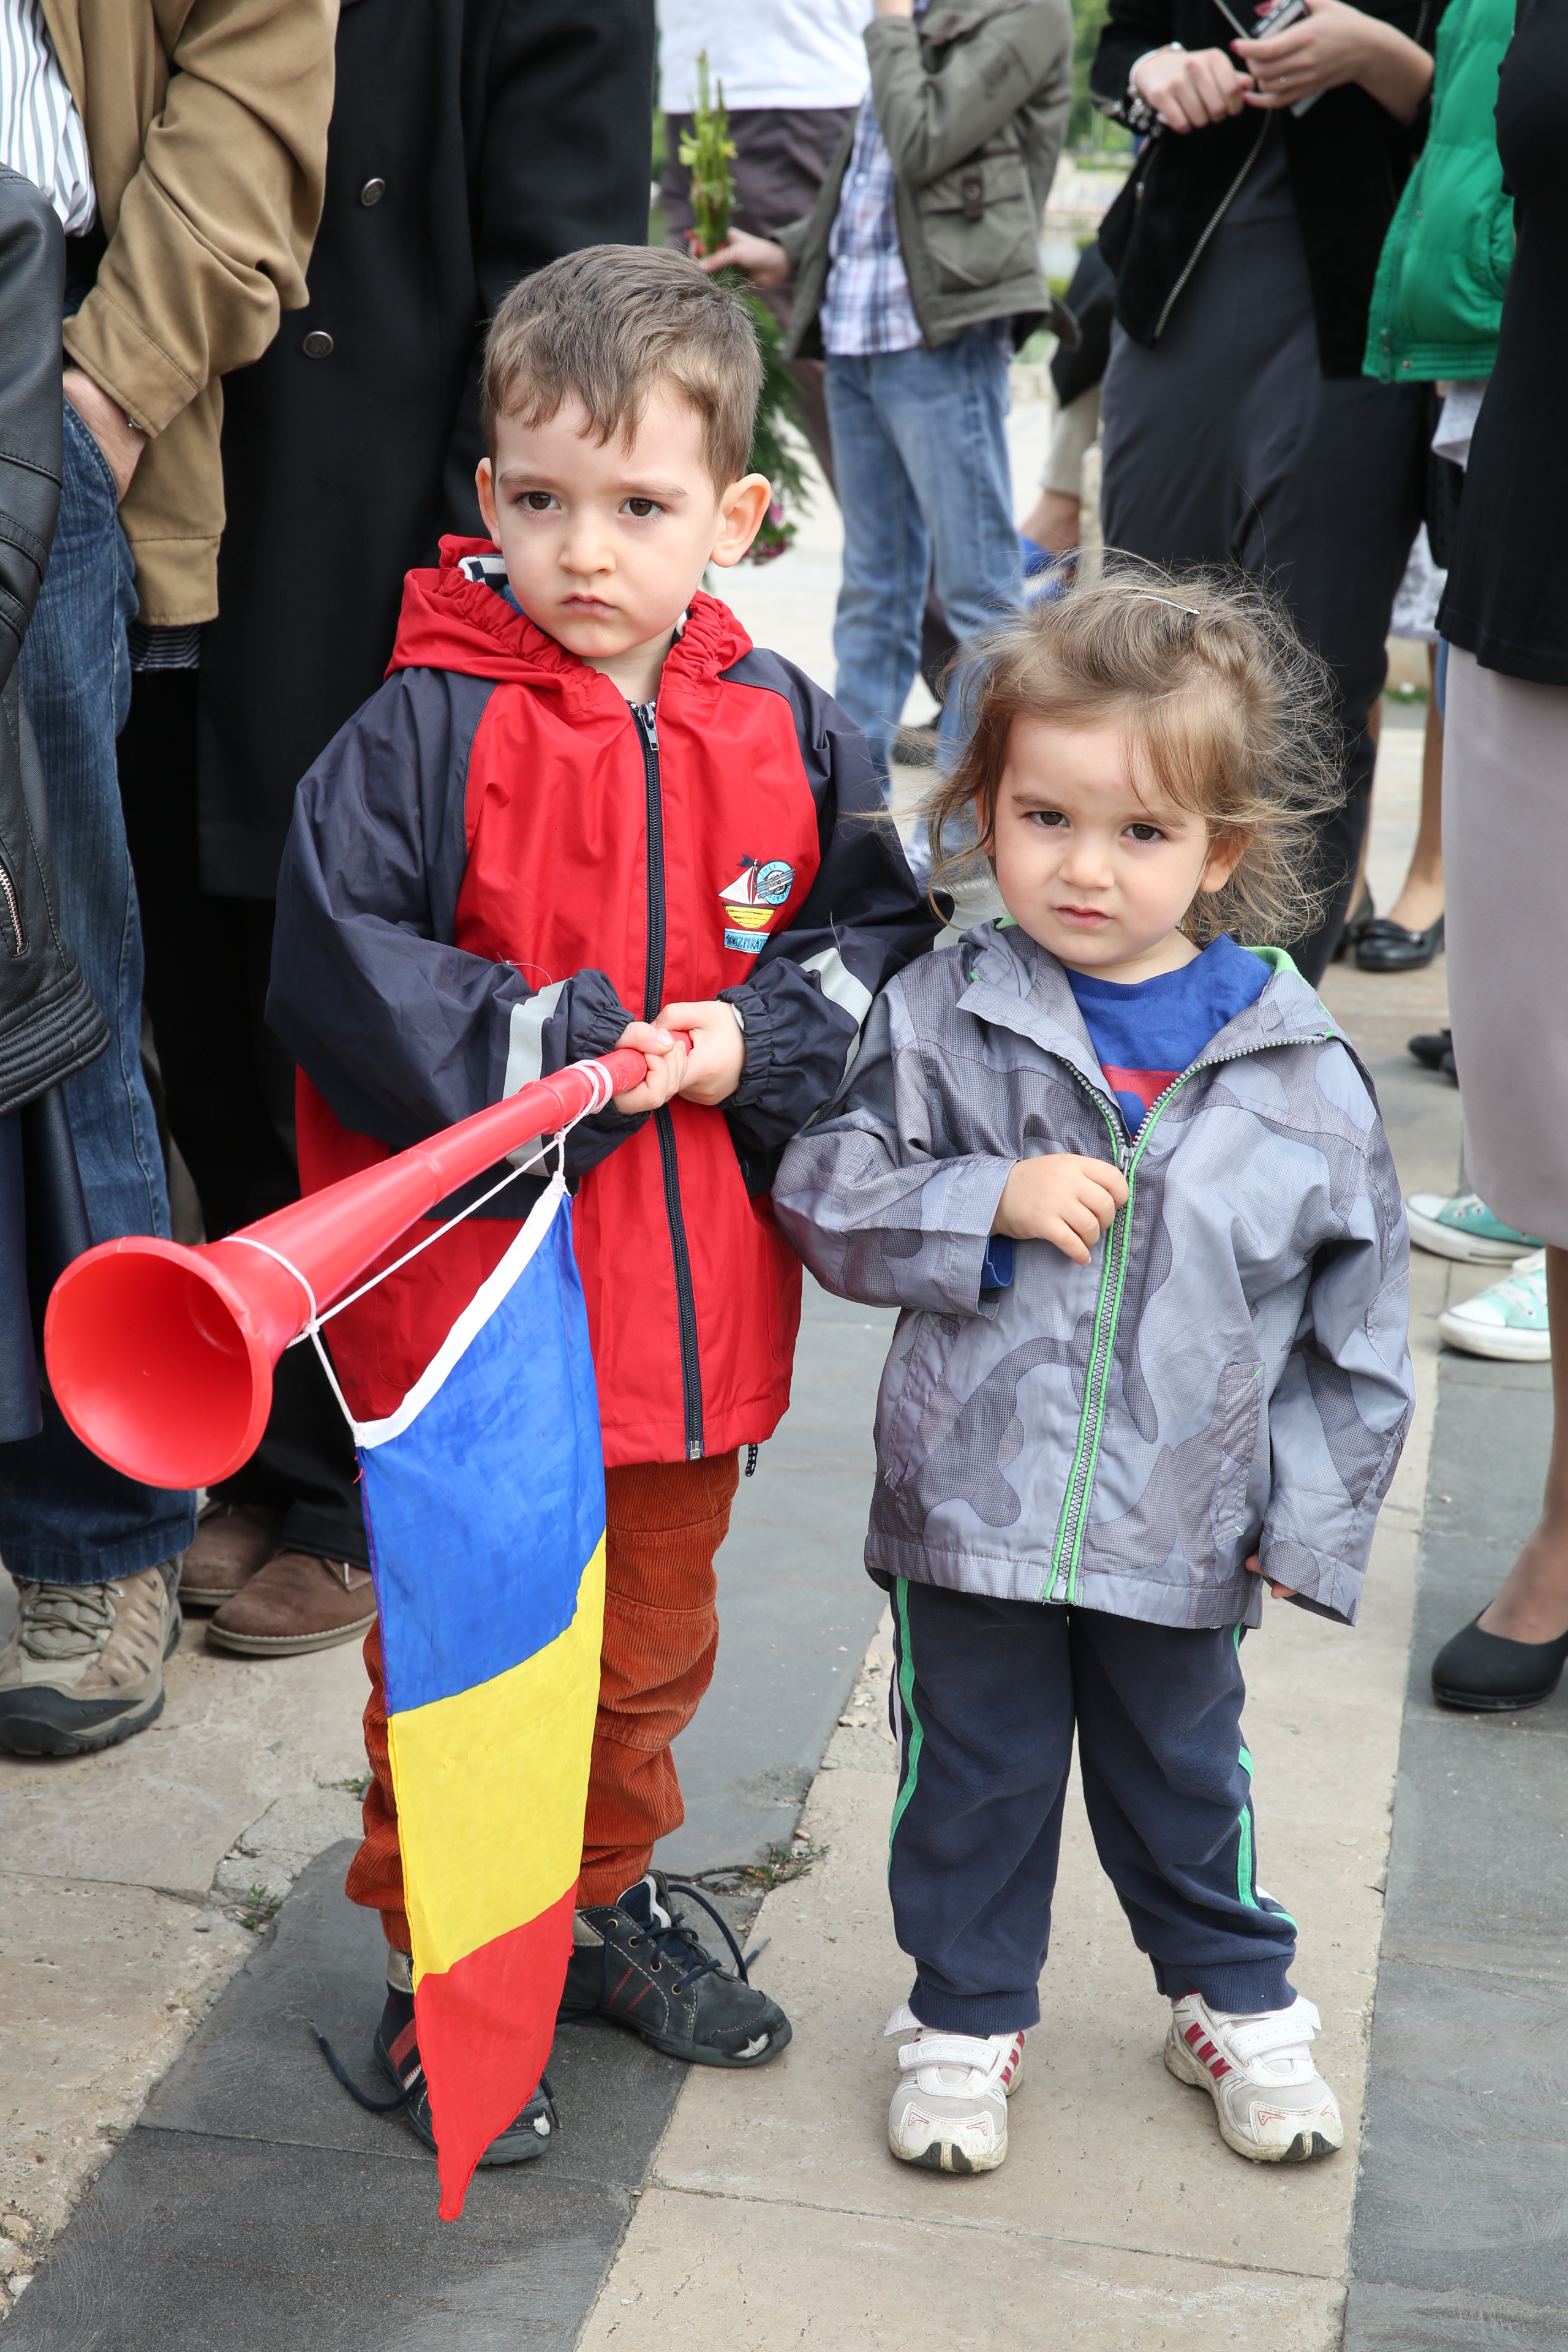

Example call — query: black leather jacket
[0,167,107,1115]
[1090,0,1446,378]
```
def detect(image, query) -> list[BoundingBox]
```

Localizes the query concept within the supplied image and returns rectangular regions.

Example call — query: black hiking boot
[560,1870,791,2067]
[369,1981,554,2164]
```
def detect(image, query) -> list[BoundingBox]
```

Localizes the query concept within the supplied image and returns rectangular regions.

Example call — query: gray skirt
[1442,646,1568,1248]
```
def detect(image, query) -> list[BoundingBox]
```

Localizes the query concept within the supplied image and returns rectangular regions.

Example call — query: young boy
[267,244,937,2161]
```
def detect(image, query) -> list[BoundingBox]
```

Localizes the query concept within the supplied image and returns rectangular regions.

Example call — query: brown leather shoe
[178,1501,283,1609]
[206,1550,376,1657]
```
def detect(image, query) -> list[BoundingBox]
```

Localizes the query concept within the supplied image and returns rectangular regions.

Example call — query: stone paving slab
[1348,1956,1568,2304]
[656,1283,895,1878]
[579,2188,1349,2351]
[1348,1347,1568,2342]
[1343,2282,1568,2350]
[0,1598,368,1898]
[4,1845,688,2351]
[0,1874,250,2253]
[2,2128,624,2352]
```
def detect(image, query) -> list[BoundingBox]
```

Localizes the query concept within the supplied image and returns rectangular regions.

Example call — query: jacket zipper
[1152,116,1270,341]
[1042,1026,1332,1604]
[633,703,705,1460]
[0,852,23,954]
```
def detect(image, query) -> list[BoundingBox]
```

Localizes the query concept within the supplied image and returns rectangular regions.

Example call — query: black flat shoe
[1408,1027,1452,1071]
[1355,912,1444,972]
[1431,1613,1568,1711]
[1330,886,1375,963]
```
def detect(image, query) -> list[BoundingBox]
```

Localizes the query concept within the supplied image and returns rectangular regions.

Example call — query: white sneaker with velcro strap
[1166,1992,1343,2163]
[884,2002,1025,2174]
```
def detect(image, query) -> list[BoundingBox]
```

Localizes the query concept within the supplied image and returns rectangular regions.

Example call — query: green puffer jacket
[777,0,1072,359]
[1363,0,1515,383]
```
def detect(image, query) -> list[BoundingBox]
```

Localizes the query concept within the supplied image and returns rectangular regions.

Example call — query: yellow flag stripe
[386,1536,606,1986]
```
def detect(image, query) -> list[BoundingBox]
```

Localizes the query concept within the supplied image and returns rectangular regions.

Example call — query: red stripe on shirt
[1102,1065,1179,1113]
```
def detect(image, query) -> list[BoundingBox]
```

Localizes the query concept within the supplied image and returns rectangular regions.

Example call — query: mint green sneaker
[1406,1192,1543,1265]
[1438,1253,1550,1363]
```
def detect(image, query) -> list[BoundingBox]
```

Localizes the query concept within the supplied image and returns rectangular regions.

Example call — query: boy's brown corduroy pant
[345,1450,741,1951]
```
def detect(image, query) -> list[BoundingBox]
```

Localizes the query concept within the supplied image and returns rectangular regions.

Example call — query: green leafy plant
[679,51,808,563]
[677,53,736,258]
[240,1882,283,1933]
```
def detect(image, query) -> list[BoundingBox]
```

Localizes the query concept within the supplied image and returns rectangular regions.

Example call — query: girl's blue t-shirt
[979,937,1270,1291]
[1065,936,1270,1136]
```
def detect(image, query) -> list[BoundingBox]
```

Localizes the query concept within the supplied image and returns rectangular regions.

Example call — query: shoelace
[311,2024,560,2135]
[16,1581,115,1662]
[627,1880,769,1994]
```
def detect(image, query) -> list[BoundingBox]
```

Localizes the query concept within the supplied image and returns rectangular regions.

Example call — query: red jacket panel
[274,539,937,1466]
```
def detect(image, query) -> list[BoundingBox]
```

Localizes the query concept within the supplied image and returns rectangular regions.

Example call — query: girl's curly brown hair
[924,559,1344,946]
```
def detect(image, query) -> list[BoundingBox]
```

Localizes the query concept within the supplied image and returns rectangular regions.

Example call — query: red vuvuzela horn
[43,1048,654,1491]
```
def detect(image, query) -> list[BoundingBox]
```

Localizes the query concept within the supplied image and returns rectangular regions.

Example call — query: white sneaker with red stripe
[884,2002,1026,2174]
[1166,1992,1343,2163]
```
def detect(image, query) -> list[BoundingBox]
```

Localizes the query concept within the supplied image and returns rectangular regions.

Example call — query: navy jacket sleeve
[714,650,943,1188]
[267,666,641,1174]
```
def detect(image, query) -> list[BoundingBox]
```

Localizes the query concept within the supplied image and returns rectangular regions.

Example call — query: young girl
[774,570,1414,2175]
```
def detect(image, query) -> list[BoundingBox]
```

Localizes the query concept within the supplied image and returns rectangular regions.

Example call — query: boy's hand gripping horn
[43,1047,660,1491]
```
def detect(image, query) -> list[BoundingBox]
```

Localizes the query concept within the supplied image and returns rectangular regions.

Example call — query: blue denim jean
[0,392,197,1581]
[825,330,1020,799]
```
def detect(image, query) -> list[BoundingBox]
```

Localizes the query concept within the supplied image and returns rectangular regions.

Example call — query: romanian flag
[353,1177,605,2220]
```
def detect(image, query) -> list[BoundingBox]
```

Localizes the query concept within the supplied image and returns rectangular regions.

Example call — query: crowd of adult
[0,0,1562,1752]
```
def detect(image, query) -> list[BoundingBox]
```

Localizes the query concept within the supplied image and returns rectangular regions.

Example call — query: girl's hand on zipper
[1245,1553,1297,1600]
[612,1021,690,1114]
[991,1154,1128,1265]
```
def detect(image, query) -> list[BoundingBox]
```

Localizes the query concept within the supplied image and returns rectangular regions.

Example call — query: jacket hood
[955,919,1336,1114]
[387,536,754,706]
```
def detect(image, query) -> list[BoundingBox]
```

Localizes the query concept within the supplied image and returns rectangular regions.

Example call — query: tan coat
[42,0,335,625]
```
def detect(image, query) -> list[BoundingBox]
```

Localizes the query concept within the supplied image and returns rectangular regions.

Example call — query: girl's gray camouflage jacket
[774,921,1414,1632]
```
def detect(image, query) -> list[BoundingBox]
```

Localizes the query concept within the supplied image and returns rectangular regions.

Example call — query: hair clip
[1126,590,1202,617]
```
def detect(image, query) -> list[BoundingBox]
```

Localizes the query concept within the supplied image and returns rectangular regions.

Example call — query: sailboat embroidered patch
[718,855,794,953]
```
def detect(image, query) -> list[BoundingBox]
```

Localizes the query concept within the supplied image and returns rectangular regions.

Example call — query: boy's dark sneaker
[374,1982,553,2164]
[560,1870,791,2067]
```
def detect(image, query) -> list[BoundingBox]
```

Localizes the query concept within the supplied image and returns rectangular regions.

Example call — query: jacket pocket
[876,1307,961,1489]
[918,146,1039,295]
[1207,1360,1264,1576]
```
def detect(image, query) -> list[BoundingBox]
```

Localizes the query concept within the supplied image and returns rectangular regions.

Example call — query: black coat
[1438,0,1568,685]
[0,168,107,1115]
[198,0,656,899]
[1090,0,1446,377]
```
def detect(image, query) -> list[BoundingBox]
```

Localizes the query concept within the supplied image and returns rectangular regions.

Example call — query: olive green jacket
[43,0,334,624]
[1363,0,1514,385]
[777,0,1072,359]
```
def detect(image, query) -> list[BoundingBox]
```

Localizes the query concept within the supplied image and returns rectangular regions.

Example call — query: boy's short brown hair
[481,244,763,489]
[926,561,1344,946]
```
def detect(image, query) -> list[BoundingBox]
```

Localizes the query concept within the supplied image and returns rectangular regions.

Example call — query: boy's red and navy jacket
[268,538,938,1467]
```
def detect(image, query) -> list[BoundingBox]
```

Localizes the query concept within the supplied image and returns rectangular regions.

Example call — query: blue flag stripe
[358,1200,605,1717]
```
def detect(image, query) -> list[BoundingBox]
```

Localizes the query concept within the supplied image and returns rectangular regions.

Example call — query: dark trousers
[887,1581,1297,2037]
[117,670,368,1566]
[660,105,852,495]
[1099,205,1427,984]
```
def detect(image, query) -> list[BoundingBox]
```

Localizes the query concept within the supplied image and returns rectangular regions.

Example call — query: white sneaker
[884,2002,1025,2174]
[1438,1251,1550,1362]
[1166,1992,1343,2163]
[1405,1191,1542,1264]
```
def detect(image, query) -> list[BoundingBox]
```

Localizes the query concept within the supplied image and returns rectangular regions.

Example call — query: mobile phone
[1208,0,1321,114]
